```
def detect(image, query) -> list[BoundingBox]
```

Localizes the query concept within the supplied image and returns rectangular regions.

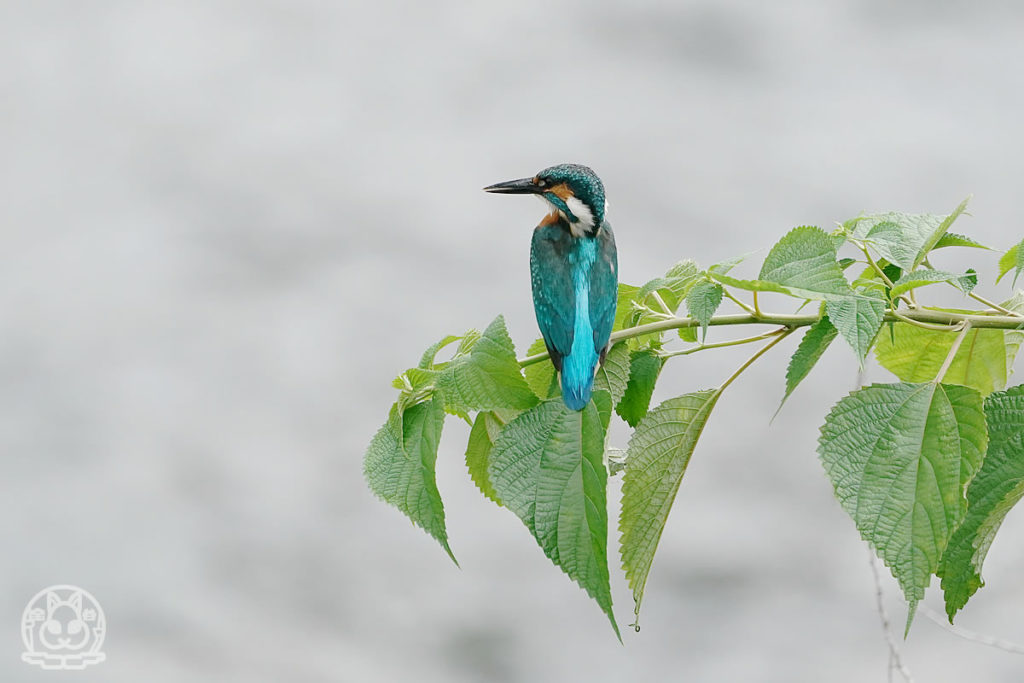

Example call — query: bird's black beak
[483,177,540,194]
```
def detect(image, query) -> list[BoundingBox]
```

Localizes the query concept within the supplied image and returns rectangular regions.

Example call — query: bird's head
[484,163,606,237]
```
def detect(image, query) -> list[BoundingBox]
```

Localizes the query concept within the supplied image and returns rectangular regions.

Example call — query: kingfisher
[484,163,618,411]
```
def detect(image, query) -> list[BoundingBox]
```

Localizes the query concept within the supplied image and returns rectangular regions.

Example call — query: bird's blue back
[530,219,618,410]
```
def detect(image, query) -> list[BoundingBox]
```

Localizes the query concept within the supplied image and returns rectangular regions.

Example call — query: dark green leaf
[818,382,987,627]
[939,386,1024,620]
[364,400,455,562]
[620,390,721,624]
[435,315,539,414]
[489,400,619,637]
[594,341,631,406]
[934,232,988,250]
[466,411,507,505]
[779,315,839,410]
[616,350,665,427]
[686,281,723,342]
[996,240,1024,286]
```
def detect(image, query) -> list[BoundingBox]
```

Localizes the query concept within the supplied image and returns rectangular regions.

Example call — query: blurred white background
[3,1,1024,681]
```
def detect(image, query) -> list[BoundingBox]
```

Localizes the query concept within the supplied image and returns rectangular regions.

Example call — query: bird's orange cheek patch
[548,182,573,200]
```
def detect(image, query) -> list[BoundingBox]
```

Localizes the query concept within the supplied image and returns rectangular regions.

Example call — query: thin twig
[934,321,971,383]
[967,291,1020,317]
[869,550,915,683]
[722,288,757,314]
[658,328,787,359]
[920,605,1024,655]
[717,327,794,392]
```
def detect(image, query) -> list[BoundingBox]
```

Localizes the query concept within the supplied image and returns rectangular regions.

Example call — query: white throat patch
[538,194,596,237]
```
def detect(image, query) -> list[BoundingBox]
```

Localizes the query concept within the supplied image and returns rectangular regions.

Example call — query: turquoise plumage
[485,164,618,411]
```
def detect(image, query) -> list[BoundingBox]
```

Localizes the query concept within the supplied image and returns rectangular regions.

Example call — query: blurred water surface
[3,1,1024,681]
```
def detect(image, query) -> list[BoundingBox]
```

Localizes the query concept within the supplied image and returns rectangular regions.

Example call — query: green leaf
[619,389,721,623]
[435,315,539,414]
[818,382,987,626]
[780,315,839,410]
[889,268,977,299]
[616,349,665,427]
[825,290,886,361]
[419,334,462,369]
[851,198,970,270]
[524,337,559,400]
[489,400,619,636]
[617,262,704,350]
[997,240,1024,286]
[686,281,723,341]
[712,225,883,356]
[708,252,749,275]
[638,260,702,311]
[465,411,507,505]
[939,386,1024,620]
[934,232,988,250]
[875,294,1024,396]
[364,400,456,563]
[594,341,631,406]
[758,226,851,295]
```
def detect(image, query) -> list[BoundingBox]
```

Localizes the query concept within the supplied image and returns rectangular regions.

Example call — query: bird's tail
[560,350,598,411]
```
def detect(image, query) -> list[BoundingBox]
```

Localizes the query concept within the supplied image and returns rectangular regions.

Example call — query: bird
[484,163,618,411]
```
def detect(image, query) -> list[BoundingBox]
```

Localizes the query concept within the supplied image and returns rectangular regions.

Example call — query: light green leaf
[524,336,559,400]
[489,400,619,637]
[934,232,988,250]
[364,399,455,563]
[594,341,631,406]
[419,334,463,369]
[708,252,749,275]
[890,268,977,299]
[465,411,507,505]
[818,382,987,626]
[939,386,1024,620]
[686,281,723,341]
[758,225,851,295]
[997,240,1024,286]
[616,349,665,427]
[826,290,886,360]
[637,260,701,313]
[780,315,839,409]
[852,198,970,270]
[875,294,1024,395]
[619,389,721,623]
[435,315,538,414]
[392,367,437,391]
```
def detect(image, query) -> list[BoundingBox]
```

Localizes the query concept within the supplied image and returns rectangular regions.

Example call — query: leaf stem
[752,291,763,318]
[650,291,674,316]
[658,328,787,359]
[723,288,757,314]
[856,242,896,289]
[967,291,1020,317]
[717,327,794,392]
[934,321,971,383]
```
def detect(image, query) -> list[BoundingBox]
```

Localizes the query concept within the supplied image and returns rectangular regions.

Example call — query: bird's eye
[536,178,547,188]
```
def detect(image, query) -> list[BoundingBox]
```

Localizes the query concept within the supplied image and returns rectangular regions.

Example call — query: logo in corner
[21,585,106,670]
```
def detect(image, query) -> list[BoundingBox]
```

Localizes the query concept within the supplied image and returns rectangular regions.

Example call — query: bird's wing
[589,222,618,358]
[530,223,576,372]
